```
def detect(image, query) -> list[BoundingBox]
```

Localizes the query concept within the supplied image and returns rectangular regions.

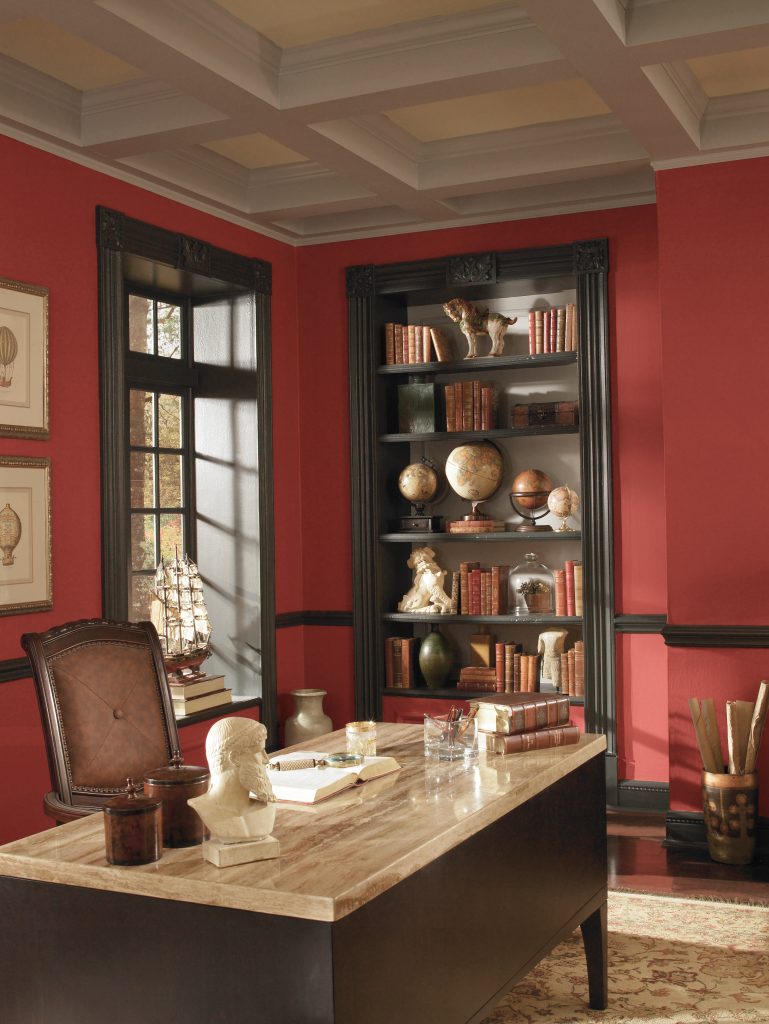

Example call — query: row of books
[449,563,509,616]
[444,380,496,432]
[553,561,583,617]
[561,641,585,698]
[471,692,580,754]
[527,305,578,354]
[384,636,418,689]
[168,673,233,717]
[384,323,452,365]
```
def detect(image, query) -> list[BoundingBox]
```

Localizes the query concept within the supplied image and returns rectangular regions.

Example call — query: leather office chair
[22,618,180,824]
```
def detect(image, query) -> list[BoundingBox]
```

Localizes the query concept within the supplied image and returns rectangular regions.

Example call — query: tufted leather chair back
[22,619,180,823]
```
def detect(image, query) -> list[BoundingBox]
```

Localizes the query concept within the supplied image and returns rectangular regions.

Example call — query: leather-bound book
[394,323,404,364]
[481,384,494,430]
[564,303,573,352]
[444,384,456,431]
[406,324,416,364]
[384,637,395,689]
[469,568,482,615]
[454,382,463,432]
[430,327,453,362]
[469,692,570,734]
[480,724,580,754]
[556,307,566,351]
[553,569,566,617]
[564,560,576,617]
[534,309,544,354]
[528,311,536,355]
[422,326,433,362]
[385,322,395,365]
[392,638,403,688]
[495,643,505,692]
[472,380,481,430]
[462,380,473,431]
[450,571,459,615]
[573,562,583,616]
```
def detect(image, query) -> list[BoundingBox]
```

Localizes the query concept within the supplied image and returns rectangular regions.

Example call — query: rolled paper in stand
[702,770,757,865]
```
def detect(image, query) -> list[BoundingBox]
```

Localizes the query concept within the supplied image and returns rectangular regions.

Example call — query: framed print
[0,277,49,438]
[0,456,52,615]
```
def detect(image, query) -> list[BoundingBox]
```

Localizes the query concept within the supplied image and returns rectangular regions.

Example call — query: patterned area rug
[482,891,769,1023]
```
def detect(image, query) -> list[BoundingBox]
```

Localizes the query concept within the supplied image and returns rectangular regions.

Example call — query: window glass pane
[129,389,154,447]
[131,513,156,570]
[130,574,154,620]
[128,295,154,354]
[160,513,184,563]
[158,454,183,508]
[130,453,155,508]
[157,303,182,359]
[157,392,182,448]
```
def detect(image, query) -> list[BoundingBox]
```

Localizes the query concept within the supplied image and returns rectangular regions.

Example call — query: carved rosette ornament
[252,259,272,296]
[574,240,608,274]
[346,265,375,298]
[98,208,125,250]
[447,252,496,286]
[177,237,211,275]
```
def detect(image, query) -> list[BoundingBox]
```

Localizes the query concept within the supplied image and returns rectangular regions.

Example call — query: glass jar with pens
[423,705,478,761]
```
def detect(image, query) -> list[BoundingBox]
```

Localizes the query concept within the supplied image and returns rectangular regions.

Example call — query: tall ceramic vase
[284,688,333,746]
[418,629,454,691]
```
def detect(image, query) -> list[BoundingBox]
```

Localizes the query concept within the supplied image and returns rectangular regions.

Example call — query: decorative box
[398,377,436,433]
[511,401,579,428]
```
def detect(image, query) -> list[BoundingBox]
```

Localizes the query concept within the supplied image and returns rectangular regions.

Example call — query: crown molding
[0,54,81,142]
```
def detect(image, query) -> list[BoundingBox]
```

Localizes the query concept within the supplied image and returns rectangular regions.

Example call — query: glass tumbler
[346,720,377,756]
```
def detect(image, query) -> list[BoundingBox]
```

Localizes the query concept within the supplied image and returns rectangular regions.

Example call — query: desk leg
[580,899,607,1010]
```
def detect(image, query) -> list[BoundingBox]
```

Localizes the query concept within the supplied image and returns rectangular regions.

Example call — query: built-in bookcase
[347,242,614,761]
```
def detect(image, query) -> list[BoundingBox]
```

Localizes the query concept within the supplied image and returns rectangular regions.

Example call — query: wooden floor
[607,810,769,905]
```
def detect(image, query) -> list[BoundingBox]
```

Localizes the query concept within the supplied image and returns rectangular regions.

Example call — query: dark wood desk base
[0,755,607,1024]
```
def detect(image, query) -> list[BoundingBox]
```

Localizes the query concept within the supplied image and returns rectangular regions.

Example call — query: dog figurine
[443,298,517,358]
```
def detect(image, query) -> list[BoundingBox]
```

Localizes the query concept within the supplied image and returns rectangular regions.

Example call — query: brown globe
[510,468,554,510]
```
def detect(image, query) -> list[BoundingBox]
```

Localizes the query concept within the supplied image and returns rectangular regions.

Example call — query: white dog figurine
[398,546,451,614]
[443,297,517,358]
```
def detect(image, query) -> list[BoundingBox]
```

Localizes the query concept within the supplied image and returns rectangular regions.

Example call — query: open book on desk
[266,751,401,804]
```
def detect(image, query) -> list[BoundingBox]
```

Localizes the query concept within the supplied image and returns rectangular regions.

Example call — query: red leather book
[564,560,576,617]
[469,568,482,615]
[394,324,405,364]
[534,310,544,354]
[550,308,557,351]
[392,637,403,688]
[480,724,580,754]
[543,310,550,353]
[528,311,536,355]
[495,643,505,692]
[385,322,395,365]
[553,569,566,617]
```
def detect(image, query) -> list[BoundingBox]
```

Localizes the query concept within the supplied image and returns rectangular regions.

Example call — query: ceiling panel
[203,134,307,169]
[385,81,610,142]
[212,0,508,48]
[0,17,144,91]
[687,46,769,98]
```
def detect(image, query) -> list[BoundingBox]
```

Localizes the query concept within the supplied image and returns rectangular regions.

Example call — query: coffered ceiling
[2,0,769,244]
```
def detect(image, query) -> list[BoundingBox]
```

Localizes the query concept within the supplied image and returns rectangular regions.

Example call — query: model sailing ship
[150,551,212,683]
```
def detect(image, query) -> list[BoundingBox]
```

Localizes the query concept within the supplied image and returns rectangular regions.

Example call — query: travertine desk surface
[0,724,605,922]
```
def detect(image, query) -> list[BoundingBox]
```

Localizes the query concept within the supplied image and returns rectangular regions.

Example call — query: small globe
[445,443,503,502]
[547,485,580,518]
[510,468,554,510]
[398,463,439,504]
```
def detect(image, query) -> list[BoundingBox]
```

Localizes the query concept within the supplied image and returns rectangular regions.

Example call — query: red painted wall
[296,206,668,780]
[0,135,301,843]
[657,157,769,813]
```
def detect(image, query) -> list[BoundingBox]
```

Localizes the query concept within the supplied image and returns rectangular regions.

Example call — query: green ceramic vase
[418,629,454,690]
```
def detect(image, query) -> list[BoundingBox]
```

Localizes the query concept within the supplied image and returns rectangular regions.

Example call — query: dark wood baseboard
[615,780,669,812]
[666,810,769,855]
[662,624,769,647]
[0,657,29,684]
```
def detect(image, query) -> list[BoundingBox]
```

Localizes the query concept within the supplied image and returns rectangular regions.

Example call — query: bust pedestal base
[202,835,280,867]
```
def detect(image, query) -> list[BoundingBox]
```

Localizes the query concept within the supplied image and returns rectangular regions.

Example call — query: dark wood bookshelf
[382,686,585,705]
[348,241,614,799]
[380,424,579,443]
[176,694,261,728]
[380,531,582,544]
[383,613,583,625]
[377,352,578,376]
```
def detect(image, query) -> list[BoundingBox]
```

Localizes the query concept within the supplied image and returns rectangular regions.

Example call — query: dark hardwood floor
[607,810,769,905]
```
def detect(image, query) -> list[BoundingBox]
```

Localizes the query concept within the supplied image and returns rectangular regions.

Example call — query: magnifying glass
[268,753,364,771]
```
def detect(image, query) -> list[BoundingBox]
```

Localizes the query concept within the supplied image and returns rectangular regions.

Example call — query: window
[126,294,192,619]
[97,208,277,744]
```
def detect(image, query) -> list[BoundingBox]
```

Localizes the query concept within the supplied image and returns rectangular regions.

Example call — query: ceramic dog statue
[443,297,517,358]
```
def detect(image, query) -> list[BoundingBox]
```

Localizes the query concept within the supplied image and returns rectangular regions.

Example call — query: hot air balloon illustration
[0,503,21,566]
[0,325,18,388]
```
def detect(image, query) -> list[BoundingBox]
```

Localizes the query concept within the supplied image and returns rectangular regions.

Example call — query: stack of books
[470,692,580,754]
[168,673,232,717]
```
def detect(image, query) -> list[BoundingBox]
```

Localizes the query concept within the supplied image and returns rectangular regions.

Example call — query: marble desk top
[0,724,605,922]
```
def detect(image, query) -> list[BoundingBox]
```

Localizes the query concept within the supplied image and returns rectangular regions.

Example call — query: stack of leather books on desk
[168,674,232,717]
[469,692,579,754]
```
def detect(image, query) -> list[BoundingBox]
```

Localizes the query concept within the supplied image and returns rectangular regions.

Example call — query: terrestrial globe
[509,468,554,532]
[445,442,503,518]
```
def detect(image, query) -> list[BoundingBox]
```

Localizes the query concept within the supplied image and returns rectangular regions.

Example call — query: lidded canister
[144,751,210,848]
[103,778,162,866]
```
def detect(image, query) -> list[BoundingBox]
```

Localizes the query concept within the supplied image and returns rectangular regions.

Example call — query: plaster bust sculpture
[188,717,280,866]
[398,546,451,614]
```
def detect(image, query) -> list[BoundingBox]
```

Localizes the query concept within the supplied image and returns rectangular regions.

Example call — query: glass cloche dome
[510,552,554,616]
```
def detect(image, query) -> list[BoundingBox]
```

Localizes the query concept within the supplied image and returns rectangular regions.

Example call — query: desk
[0,724,607,1024]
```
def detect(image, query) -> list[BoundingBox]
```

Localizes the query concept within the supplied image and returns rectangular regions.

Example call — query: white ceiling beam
[0,56,81,144]
[522,0,700,158]
[628,0,769,46]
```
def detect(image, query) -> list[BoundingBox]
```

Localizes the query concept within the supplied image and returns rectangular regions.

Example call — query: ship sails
[150,552,212,662]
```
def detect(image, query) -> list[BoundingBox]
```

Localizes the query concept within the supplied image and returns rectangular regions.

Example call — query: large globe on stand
[445,442,503,516]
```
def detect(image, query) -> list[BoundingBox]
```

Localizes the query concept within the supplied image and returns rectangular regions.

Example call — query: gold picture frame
[0,277,49,438]
[0,456,52,615]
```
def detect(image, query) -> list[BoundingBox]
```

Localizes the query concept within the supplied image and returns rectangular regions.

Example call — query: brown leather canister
[103,779,162,866]
[144,751,210,848]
